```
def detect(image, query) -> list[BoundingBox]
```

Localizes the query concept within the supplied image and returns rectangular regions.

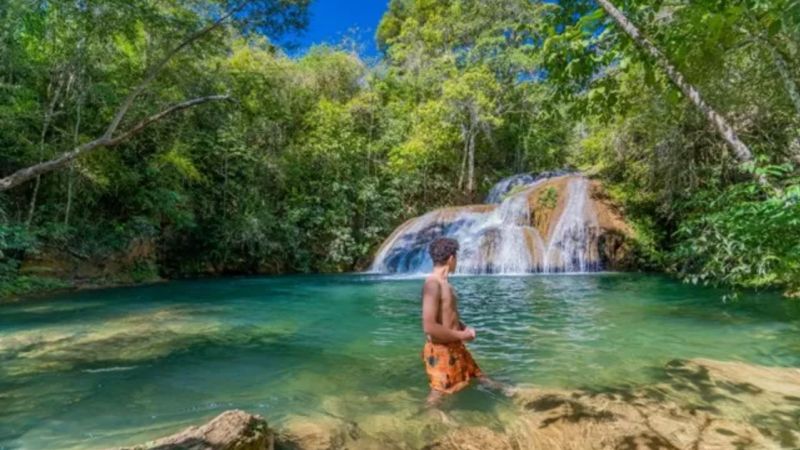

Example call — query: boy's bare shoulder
[422,276,441,295]
[423,275,440,287]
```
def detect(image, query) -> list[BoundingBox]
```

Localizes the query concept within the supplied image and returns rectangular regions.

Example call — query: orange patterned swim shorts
[422,340,482,394]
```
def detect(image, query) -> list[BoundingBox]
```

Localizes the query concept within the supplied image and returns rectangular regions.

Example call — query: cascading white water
[542,177,599,272]
[484,169,575,203]
[370,173,603,274]
[369,185,545,274]
[481,193,540,273]
[484,174,537,204]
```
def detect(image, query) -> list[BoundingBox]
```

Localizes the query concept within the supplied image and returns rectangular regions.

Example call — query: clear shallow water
[1,273,799,449]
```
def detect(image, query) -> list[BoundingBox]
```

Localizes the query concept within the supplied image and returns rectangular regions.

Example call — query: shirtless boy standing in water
[421,237,489,405]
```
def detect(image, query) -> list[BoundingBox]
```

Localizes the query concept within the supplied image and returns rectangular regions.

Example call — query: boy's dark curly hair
[429,237,459,266]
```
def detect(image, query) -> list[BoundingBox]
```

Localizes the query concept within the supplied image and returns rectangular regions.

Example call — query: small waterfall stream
[370,173,604,274]
[542,177,600,272]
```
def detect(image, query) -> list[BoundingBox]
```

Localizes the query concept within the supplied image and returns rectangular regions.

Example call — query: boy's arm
[422,279,469,343]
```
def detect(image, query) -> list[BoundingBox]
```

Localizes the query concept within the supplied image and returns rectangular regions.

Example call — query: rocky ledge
[119,410,273,450]
[120,358,800,450]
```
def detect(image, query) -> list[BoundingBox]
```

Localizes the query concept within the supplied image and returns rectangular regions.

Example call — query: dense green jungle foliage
[1,0,798,297]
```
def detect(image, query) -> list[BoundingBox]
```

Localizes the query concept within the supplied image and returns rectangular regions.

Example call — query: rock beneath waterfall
[119,410,274,450]
[484,170,576,204]
[525,175,636,270]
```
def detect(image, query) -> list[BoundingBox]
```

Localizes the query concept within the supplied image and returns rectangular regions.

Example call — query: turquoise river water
[1,273,799,449]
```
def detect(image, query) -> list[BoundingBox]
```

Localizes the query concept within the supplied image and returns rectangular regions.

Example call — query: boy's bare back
[424,275,462,343]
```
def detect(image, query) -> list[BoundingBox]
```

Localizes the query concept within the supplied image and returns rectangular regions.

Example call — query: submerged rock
[502,357,800,450]
[0,306,223,377]
[507,387,776,450]
[119,410,273,450]
[123,359,799,450]
[423,426,513,450]
[276,415,360,450]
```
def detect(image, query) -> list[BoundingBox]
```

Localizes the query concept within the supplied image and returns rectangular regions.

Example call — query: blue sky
[288,0,389,58]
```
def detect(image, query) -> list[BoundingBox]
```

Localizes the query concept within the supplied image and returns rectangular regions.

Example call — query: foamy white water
[370,173,603,274]
[542,177,599,272]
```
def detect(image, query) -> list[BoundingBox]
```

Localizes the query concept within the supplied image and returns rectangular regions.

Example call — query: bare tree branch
[107,95,230,145]
[0,95,230,191]
[0,0,251,192]
[104,0,251,139]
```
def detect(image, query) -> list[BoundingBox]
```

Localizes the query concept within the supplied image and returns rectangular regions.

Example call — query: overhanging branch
[0,95,230,191]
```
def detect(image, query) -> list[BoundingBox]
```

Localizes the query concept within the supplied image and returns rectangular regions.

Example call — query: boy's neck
[432,265,450,280]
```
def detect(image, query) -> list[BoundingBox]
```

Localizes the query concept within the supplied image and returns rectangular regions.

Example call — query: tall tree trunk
[596,0,755,165]
[458,124,469,190]
[742,21,800,166]
[767,41,800,166]
[790,137,800,166]
[65,97,82,226]
[466,129,476,197]
[26,74,66,227]
[65,33,86,226]
[64,165,74,225]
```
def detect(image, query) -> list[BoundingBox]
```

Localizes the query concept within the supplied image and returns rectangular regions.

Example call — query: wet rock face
[485,170,576,204]
[119,410,273,450]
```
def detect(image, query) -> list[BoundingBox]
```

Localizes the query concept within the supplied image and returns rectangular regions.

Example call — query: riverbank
[2,239,368,302]
[121,358,800,450]
[0,271,167,303]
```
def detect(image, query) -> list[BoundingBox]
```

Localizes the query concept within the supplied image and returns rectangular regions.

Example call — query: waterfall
[484,169,576,204]
[542,177,600,272]
[370,173,604,274]
[484,174,537,204]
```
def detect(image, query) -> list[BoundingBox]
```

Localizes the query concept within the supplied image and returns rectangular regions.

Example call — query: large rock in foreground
[119,410,273,450]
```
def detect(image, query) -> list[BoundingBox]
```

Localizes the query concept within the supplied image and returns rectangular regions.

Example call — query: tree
[442,66,503,196]
[0,0,309,192]
[2,0,798,297]
[595,0,755,165]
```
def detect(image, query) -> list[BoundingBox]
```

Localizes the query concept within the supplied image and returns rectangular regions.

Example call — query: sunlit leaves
[112,20,148,73]
[153,145,203,182]
[672,172,800,294]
